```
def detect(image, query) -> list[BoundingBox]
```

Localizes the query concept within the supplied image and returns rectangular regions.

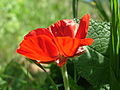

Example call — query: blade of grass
[72,0,79,18]
[31,60,58,90]
[94,0,110,21]
[110,0,120,89]
[72,0,79,84]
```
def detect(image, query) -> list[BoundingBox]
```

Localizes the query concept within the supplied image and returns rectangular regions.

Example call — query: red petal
[24,28,53,39]
[53,37,80,57]
[49,19,77,37]
[75,14,90,39]
[17,35,59,62]
[79,38,94,46]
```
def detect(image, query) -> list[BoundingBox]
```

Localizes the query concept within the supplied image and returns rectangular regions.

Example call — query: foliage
[0,0,116,89]
[0,60,47,90]
[75,19,110,89]
[93,0,111,21]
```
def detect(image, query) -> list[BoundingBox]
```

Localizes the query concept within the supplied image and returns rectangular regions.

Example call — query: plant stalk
[110,0,120,89]
[72,0,78,18]
[61,64,70,90]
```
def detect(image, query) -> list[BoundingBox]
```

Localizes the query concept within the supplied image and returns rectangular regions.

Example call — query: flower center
[55,54,68,67]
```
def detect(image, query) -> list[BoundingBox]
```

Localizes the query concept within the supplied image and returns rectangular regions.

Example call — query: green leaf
[75,19,110,87]
[69,75,85,90]
[88,19,110,57]
[0,77,7,86]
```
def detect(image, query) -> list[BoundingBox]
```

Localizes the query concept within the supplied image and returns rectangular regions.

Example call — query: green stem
[61,64,70,90]
[110,0,120,89]
[74,61,77,83]
[72,0,78,18]
[32,60,58,90]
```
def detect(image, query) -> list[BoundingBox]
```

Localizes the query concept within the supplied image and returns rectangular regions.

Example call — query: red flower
[16,14,93,67]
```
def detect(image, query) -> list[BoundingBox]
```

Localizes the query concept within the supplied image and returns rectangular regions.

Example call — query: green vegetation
[0,0,119,90]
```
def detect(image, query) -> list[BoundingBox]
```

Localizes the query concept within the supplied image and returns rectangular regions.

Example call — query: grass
[110,0,120,89]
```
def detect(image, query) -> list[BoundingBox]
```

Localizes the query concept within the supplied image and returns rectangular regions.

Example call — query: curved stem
[61,64,70,90]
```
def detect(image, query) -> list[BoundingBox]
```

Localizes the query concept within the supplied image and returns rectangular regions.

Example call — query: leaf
[69,75,85,90]
[0,77,7,85]
[88,19,110,57]
[75,19,110,87]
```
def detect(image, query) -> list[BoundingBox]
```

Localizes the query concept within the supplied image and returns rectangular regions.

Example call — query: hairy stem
[61,64,70,90]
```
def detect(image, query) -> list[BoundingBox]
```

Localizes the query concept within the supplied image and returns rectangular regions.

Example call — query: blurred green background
[0,0,109,89]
